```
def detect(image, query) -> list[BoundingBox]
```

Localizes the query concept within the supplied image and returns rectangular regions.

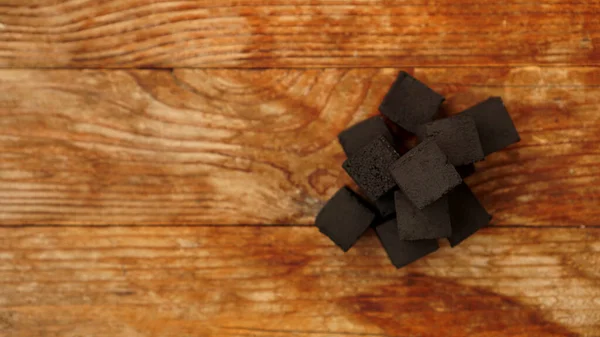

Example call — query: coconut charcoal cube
[379,71,445,133]
[374,218,439,268]
[416,114,484,166]
[316,186,377,252]
[395,191,451,240]
[338,116,395,157]
[389,139,462,209]
[447,183,492,247]
[462,97,520,155]
[343,136,400,200]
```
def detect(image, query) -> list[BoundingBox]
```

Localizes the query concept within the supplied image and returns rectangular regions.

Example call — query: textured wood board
[0,226,598,337]
[0,0,599,68]
[2,1,599,336]
[1,67,600,226]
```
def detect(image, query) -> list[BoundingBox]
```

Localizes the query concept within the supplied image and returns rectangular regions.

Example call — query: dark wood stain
[343,274,579,337]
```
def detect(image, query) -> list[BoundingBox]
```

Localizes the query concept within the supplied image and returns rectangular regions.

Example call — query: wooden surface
[0,0,599,68]
[1,1,600,336]
[2,67,600,226]
[1,227,599,337]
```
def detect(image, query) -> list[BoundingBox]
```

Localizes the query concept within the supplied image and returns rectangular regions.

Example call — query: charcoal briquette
[343,136,400,200]
[374,218,439,268]
[379,71,445,133]
[338,116,395,157]
[447,183,492,247]
[315,186,377,252]
[461,97,520,155]
[416,114,484,166]
[395,191,451,240]
[389,139,462,209]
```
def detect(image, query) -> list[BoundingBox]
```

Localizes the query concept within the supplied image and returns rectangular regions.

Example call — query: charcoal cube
[379,71,445,133]
[338,116,395,157]
[316,186,376,252]
[447,183,492,247]
[462,97,520,155]
[389,139,462,209]
[395,191,451,240]
[374,218,439,268]
[456,164,476,178]
[343,136,401,200]
[373,189,398,218]
[416,114,484,166]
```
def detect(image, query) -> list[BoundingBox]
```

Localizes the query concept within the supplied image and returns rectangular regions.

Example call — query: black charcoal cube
[374,218,439,268]
[379,71,445,133]
[447,183,492,247]
[416,114,484,166]
[395,191,451,240]
[338,116,395,157]
[456,164,476,178]
[462,97,520,155]
[343,136,400,200]
[389,139,462,209]
[316,186,376,252]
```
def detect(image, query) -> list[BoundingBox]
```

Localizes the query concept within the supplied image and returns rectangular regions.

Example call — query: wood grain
[0,226,598,337]
[0,0,599,68]
[1,67,600,226]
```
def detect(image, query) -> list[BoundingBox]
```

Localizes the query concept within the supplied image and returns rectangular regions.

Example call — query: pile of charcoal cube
[316,71,520,268]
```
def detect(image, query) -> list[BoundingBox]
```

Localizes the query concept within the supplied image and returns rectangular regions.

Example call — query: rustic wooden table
[1,1,599,336]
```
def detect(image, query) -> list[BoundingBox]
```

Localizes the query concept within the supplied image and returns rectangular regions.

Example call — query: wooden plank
[0,226,598,336]
[1,67,600,226]
[0,0,599,68]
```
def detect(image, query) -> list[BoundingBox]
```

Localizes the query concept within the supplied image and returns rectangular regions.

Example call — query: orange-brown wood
[2,1,599,335]
[0,226,598,337]
[1,67,600,226]
[0,1,599,68]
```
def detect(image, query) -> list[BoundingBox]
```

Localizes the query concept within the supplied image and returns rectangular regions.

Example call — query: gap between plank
[3,64,600,71]
[0,224,598,229]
